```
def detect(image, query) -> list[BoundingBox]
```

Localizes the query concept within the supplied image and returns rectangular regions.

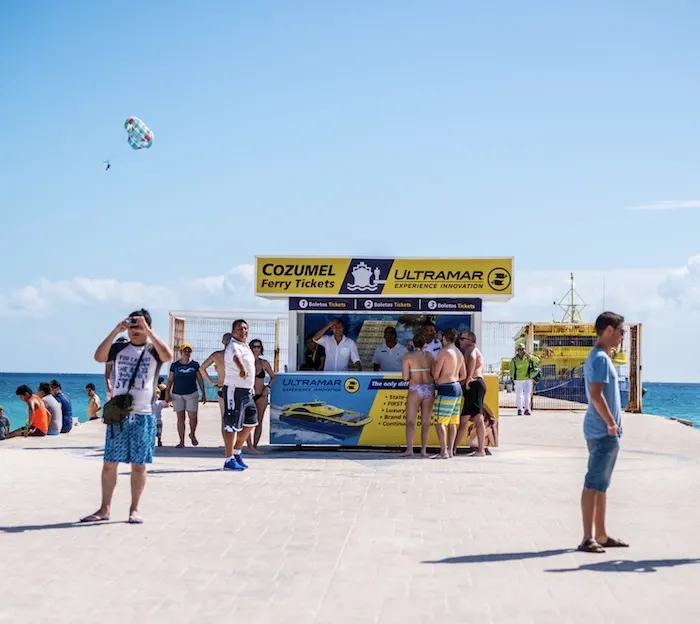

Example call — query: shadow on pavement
[120,468,224,476]
[0,520,127,533]
[423,549,574,564]
[546,558,700,573]
[23,446,103,451]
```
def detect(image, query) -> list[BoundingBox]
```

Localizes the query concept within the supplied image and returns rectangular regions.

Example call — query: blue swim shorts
[584,435,620,492]
[104,414,157,465]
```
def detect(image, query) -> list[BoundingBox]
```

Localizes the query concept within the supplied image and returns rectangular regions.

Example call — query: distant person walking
[577,312,628,554]
[81,309,172,525]
[166,343,207,448]
[509,343,539,415]
[49,380,73,433]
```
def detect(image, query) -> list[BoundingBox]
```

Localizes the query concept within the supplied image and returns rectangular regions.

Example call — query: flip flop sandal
[577,538,606,553]
[80,513,110,523]
[128,514,144,524]
[599,537,629,548]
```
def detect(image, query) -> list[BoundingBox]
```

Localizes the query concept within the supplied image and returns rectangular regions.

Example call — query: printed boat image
[279,401,372,440]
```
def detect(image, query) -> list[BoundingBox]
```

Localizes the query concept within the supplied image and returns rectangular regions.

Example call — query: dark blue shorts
[584,435,620,492]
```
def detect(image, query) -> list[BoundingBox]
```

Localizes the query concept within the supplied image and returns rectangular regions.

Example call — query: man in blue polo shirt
[50,380,74,433]
[578,311,628,554]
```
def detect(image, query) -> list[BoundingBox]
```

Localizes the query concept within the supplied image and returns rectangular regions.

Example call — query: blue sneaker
[223,458,244,471]
[233,454,249,469]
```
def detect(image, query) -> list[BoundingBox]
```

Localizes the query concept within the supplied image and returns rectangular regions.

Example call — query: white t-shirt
[107,341,163,415]
[152,399,167,425]
[223,338,255,389]
[314,335,361,372]
[372,342,408,372]
[424,338,442,358]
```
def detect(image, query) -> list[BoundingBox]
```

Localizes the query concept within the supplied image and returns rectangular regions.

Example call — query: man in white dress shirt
[313,318,362,372]
[423,320,442,358]
[372,326,408,372]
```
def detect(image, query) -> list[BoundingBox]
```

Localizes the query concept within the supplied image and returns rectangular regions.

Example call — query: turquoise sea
[0,373,698,431]
[0,372,219,431]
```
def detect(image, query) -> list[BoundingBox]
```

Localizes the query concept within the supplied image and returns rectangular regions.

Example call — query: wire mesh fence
[168,311,289,380]
[483,321,640,411]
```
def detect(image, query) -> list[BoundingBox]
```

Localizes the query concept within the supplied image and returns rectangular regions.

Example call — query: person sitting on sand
[0,406,10,440]
[5,385,49,439]
[86,383,102,421]
[38,382,62,436]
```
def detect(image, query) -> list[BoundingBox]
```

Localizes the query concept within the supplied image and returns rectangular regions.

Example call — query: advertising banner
[257,256,513,298]
[269,373,500,448]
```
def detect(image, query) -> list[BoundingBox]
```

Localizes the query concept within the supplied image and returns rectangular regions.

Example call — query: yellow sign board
[255,256,513,298]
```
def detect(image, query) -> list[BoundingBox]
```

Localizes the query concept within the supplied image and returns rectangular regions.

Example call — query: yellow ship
[500,274,630,406]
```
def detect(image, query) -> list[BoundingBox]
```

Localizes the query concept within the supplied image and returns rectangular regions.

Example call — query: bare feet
[420,451,429,458]
[189,433,199,447]
[247,446,262,455]
[468,450,486,457]
[397,450,414,458]
[175,442,185,448]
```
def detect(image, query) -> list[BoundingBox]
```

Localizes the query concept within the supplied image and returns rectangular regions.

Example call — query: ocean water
[0,372,223,431]
[0,373,110,430]
[1,374,698,431]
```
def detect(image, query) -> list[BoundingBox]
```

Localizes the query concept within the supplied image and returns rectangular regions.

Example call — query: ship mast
[554,273,587,323]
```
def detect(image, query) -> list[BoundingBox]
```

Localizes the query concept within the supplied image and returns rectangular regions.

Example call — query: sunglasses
[251,344,262,349]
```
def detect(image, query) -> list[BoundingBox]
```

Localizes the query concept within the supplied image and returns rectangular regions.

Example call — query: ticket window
[296,312,474,372]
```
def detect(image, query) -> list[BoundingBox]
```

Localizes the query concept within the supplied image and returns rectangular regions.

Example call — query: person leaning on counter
[313,318,362,372]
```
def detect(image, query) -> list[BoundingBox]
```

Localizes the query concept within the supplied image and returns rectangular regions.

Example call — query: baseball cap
[180,343,193,351]
[517,343,526,350]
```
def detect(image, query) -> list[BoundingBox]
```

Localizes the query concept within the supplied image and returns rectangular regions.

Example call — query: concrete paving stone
[3,405,700,621]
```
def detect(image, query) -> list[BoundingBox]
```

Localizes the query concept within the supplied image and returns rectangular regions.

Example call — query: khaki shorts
[172,391,199,412]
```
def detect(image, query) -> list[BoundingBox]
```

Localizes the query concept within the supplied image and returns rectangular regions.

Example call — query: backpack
[527,358,541,383]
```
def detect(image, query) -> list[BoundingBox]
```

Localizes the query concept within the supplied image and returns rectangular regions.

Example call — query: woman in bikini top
[400,331,436,458]
[247,339,276,454]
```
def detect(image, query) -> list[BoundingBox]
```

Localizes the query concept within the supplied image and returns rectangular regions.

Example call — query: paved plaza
[2,405,700,623]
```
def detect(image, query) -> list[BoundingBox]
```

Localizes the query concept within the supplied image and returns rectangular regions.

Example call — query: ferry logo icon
[487,268,511,292]
[346,261,386,293]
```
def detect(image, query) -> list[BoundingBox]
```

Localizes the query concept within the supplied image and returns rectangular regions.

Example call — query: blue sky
[1,0,699,380]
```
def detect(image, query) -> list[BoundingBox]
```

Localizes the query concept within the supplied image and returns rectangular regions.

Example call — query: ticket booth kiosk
[256,256,513,448]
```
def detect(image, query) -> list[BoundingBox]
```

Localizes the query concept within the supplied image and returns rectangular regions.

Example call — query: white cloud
[1,259,699,381]
[627,200,700,211]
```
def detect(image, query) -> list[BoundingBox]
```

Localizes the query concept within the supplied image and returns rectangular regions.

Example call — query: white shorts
[172,391,199,412]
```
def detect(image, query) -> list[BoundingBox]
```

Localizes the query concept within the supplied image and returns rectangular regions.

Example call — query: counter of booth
[256,256,514,449]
